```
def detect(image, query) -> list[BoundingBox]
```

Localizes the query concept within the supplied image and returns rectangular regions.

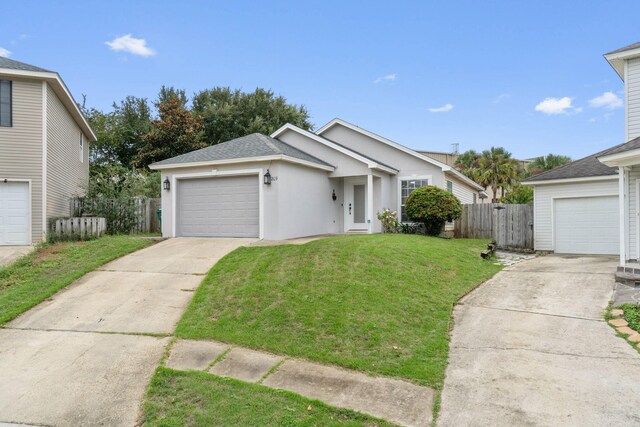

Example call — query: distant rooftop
[0,56,51,73]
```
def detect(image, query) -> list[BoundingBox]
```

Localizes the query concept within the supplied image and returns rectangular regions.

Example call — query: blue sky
[2,1,639,159]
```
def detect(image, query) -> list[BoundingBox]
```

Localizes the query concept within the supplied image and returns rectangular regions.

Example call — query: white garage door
[554,196,619,255]
[0,181,30,245]
[177,175,259,238]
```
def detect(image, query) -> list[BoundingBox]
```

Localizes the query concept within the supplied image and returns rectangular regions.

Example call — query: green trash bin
[157,208,162,228]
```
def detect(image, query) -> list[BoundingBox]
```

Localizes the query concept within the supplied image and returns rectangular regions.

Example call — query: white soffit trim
[0,68,97,141]
[522,175,618,186]
[149,154,335,172]
[271,123,398,174]
[41,81,47,241]
[604,47,640,80]
[597,147,640,167]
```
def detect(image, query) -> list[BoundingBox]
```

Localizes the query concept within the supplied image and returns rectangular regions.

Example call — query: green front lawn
[142,367,391,427]
[0,235,155,325]
[621,304,640,332]
[176,234,500,388]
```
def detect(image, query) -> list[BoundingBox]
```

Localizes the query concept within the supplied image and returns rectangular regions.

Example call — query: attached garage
[0,181,30,245]
[176,175,259,238]
[554,196,619,255]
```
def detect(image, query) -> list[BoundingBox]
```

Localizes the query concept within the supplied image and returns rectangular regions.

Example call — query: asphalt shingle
[523,137,640,182]
[0,57,51,73]
[149,133,334,168]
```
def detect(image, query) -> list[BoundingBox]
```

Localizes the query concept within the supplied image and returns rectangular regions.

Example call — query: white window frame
[397,175,432,223]
[79,133,84,163]
[446,180,453,193]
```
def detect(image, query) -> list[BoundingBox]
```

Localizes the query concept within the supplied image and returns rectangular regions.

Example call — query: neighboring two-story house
[149,118,486,240]
[0,57,96,245]
[523,41,640,269]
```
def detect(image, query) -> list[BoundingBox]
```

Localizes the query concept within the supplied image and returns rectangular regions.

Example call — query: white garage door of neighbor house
[554,196,619,255]
[0,181,30,245]
[177,175,259,238]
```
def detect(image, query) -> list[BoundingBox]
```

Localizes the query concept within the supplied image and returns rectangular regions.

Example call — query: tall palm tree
[476,147,519,203]
[527,154,572,177]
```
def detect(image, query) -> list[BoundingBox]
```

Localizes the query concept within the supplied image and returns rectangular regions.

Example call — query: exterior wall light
[332,189,337,201]
[264,169,272,185]
[163,178,170,191]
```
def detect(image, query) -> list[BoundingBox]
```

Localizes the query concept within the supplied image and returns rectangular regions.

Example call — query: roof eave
[598,147,640,167]
[603,47,640,81]
[0,67,97,141]
[149,154,335,172]
[522,175,618,186]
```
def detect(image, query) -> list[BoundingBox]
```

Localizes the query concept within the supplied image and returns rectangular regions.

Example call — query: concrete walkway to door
[0,237,254,427]
[438,255,640,426]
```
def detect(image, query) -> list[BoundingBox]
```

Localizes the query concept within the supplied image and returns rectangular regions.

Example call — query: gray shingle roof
[606,42,640,56]
[522,137,640,182]
[149,133,334,169]
[0,56,51,73]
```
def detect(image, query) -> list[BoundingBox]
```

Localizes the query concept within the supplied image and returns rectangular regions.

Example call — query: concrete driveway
[0,237,253,427]
[438,255,640,426]
[0,245,32,267]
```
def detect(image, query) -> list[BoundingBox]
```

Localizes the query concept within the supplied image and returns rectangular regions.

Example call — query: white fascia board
[0,67,97,141]
[444,169,485,191]
[271,123,398,174]
[597,148,640,167]
[604,47,640,80]
[315,118,453,171]
[522,175,618,186]
[149,154,335,172]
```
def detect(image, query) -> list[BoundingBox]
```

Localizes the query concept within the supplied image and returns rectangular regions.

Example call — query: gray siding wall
[627,167,640,259]
[446,172,476,204]
[532,179,618,251]
[320,125,446,187]
[0,78,43,243]
[627,58,640,141]
[46,84,89,218]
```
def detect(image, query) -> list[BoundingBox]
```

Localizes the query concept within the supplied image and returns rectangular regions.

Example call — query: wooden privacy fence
[454,203,534,250]
[70,197,161,234]
[49,217,107,241]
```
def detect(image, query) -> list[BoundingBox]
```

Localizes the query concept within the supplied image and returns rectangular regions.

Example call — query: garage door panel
[554,196,618,255]
[177,176,259,238]
[0,182,30,245]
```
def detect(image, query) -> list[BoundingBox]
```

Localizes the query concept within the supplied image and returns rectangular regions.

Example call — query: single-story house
[523,41,640,268]
[0,57,96,245]
[149,119,486,240]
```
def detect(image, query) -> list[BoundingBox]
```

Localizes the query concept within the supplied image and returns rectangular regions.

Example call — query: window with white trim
[400,178,429,222]
[473,193,477,204]
[446,180,453,193]
[79,132,84,162]
[0,80,11,127]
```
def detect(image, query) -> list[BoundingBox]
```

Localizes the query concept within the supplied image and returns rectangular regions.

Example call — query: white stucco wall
[531,179,619,251]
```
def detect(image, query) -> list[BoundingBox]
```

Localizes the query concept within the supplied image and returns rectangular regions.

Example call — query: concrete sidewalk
[438,255,640,426]
[0,238,253,427]
[0,246,32,267]
[165,339,434,427]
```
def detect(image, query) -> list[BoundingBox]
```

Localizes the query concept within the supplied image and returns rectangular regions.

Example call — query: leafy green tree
[136,97,206,168]
[157,85,188,108]
[405,186,462,236]
[527,154,572,176]
[455,150,481,181]
[501,184,533,204]
[192,87,312,145]
[476,147,520,203]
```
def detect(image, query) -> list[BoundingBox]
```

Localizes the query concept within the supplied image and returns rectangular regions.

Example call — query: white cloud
[0,47,11,58]
[589,91,623,110]
[493,93,511,104]
[374,74,397,84]
[105,34,156,57]
[534,97,579,115]
[428,103,454,113]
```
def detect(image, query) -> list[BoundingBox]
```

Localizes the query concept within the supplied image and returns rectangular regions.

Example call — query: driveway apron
[0,237,253,427]
[438,255,640,426]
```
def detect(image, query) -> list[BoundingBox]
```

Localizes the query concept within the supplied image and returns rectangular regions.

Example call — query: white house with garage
[0,57,96,245]
[523,41,640,268]
[149,118,486,240]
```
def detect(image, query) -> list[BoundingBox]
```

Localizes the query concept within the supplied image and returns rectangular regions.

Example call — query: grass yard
[142,367,391,427]
[176,234,501,388]
[0,235,154,325]
[621,304,640,332]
